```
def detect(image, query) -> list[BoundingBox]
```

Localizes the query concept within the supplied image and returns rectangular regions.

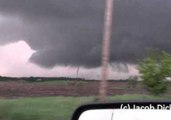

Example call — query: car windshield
[0,0,170,120]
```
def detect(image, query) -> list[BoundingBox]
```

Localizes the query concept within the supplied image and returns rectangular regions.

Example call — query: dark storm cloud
[0,0,171,68]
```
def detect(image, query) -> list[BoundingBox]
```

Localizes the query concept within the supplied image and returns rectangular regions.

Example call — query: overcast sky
[0,41,138,79]
[0,0,170,78]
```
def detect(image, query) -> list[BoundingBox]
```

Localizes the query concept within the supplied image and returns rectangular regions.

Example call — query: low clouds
[0,41,138,79]
[0,41,79,77]
[0,0,171,68]
[0,15,24,44]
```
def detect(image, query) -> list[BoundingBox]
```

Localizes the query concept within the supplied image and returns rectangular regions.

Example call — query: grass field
[31,80,88,85]
[0,95,170,120]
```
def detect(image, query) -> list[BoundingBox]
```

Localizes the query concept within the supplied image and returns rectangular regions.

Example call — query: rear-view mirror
[72,102,171,120]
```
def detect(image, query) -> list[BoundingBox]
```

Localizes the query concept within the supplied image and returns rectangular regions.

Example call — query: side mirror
[71,102,171,120]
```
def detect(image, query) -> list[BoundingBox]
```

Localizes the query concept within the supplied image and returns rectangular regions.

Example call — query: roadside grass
[0,95,170,120]
[0,97,94,120]
[108,94,171,101]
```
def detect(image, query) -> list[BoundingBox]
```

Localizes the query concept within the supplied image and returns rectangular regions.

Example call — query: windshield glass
[0,0,170,120]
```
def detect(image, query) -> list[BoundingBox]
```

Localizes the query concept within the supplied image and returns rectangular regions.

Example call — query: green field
[0,95,170,120]
[31,80,88,85]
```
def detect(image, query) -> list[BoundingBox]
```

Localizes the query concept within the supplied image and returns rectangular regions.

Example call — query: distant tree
[127,76,138,89]
[138,50,171,95]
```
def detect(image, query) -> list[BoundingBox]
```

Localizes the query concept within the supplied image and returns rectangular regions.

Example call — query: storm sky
[0,0,171,77]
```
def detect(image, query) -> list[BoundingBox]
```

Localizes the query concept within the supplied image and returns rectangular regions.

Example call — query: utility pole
[99,0,114,101]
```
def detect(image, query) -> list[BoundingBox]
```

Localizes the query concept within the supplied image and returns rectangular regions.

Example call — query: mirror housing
[71,101,171,120]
